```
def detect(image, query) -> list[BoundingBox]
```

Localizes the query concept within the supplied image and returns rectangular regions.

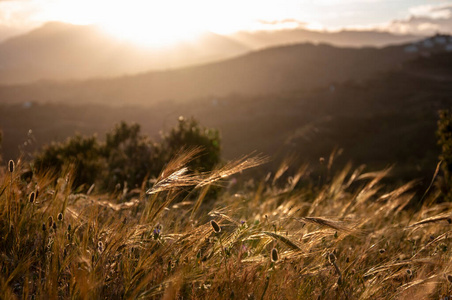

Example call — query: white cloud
[0,0,44,40]
[409,4,452,19]
[388,4,452,35]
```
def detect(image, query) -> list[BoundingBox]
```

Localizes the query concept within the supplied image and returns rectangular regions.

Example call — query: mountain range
[0,22,249,84]
[1,34,449,106]
[0,22,422,85]
[1,29,452,186]
[1,46,451,186]
[230,28,421,49]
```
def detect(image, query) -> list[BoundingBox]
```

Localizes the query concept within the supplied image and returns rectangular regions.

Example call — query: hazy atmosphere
[1,1,452,299]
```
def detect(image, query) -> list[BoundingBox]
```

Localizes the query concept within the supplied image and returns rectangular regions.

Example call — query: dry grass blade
[364,259,439,277]
[97,198,140,211]
[297,217,358,234]
[378,180,417,202]
[411,230,452,258]
[421,160,442,208]
[344,164,366,188]
[146,167,202,194]
[190,184,210,219]
[147,147,204,194]
[407,214,452,228]
[196,153,269,188]
[396,275,438,295]
[147,151,267,194]
[147,190,181,222]
[272,158,291,185]
[208,209,240,225]
[262,231,301,251]
[357,167,392,183]
[159,147,203,181]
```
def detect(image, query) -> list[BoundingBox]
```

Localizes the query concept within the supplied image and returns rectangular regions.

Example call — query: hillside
[0,39,442,106]
[0,22,249,84]
[1,48,452,185]
[230,28,421,49]
[0,23,422,85]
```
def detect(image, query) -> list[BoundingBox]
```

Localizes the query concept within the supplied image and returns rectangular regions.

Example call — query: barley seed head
[271,248,279,262]
[210,220,221,233]
[447,274,452,283]
[57,213,63,221]
[328,252,337,264]
[8,160,14,173]
[29,192,35,203]
[98,241,104,253]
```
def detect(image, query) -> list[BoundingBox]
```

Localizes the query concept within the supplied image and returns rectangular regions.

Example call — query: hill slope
[0,22,249,84]
[231,28,421,49]
[1,50,452,184]
[0,23,422,85]
[0,40,438,105]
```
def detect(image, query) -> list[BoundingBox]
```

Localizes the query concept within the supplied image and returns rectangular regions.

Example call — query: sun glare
[95,2,208,47]
[34,0,307,47]
[39,0,212,47]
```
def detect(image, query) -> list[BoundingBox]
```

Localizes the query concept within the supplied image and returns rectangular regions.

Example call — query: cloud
[410,4,452,19]
[255,18,307,30]
[388,4,452,35]
[0,0,44,41]
[258,18,306,26]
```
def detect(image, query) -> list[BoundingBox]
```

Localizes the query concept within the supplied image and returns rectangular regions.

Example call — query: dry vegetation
[1,150,452,299]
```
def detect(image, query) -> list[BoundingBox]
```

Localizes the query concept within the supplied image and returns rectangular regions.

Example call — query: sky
[1,0,452,45]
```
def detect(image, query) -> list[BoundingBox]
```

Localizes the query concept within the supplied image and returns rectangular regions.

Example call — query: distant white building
[435,36,447,44]
[423,39,434,48]
[404,45,419,53]
[22,102,33,109]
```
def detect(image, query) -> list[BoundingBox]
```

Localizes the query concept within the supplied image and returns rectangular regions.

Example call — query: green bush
[101,121,163,190]
[161,117,221,172]
[34,134,103,188]
[33,117,221,191]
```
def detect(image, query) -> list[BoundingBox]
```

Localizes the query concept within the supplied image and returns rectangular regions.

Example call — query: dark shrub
[33,117,221,192]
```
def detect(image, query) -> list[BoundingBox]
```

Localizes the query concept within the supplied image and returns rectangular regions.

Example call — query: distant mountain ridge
[2,36,448,106]
[230,28,422,49]
[0,22,423,85]
[0,22,250,84]
[1,46,452,183]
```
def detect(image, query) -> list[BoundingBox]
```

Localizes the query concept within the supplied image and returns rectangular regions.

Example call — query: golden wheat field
[1,149,451,300]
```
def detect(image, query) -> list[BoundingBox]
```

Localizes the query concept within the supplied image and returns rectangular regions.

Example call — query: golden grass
[1,153,452,299]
